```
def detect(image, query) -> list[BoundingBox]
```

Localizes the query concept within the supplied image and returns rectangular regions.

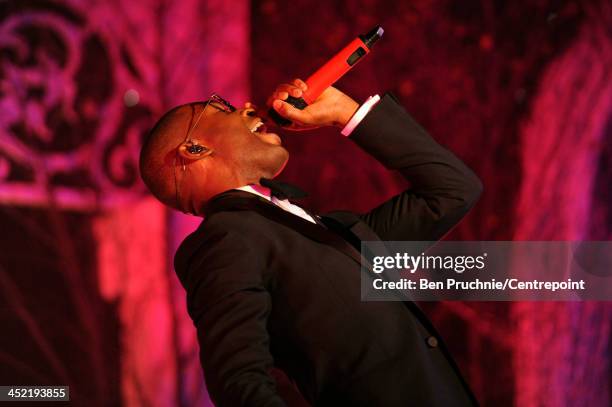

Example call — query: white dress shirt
[236,185,317,224]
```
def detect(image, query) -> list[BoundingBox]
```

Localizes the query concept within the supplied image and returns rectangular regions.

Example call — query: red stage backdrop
[1,0,610,406]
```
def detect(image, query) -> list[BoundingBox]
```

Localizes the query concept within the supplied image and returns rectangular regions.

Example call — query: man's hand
[266,79,359,131]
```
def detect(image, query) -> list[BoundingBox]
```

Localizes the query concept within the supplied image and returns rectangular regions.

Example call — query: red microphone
[268,25,384,126]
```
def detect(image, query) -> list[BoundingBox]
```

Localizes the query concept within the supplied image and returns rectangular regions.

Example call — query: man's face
[194,100,289,183]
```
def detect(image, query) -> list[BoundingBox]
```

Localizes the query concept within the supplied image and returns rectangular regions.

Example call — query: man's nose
[241,102,257,117]
[242,102,271,122]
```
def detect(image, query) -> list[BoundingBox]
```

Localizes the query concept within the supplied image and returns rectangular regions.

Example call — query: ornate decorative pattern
[0,0,153,209]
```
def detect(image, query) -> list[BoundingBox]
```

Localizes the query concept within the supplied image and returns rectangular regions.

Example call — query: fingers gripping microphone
[268,25,384,126]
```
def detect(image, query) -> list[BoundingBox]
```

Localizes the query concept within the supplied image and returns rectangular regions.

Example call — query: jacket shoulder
[173,211,271,282]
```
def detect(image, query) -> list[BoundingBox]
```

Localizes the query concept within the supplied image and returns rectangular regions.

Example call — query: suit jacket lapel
[205,190,369,269]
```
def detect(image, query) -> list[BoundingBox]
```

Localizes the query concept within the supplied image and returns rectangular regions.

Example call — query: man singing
[139,79,482,406]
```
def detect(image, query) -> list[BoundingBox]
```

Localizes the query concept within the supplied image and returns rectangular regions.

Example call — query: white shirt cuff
[340,94,381,137]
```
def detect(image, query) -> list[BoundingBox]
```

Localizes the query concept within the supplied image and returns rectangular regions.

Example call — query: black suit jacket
[174,94,483,406]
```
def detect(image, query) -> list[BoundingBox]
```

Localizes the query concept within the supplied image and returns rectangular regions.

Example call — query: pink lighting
[0,0,610,406]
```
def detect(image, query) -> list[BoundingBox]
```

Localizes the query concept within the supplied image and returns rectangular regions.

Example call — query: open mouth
[250,121,267,134]
[249,119,281,145]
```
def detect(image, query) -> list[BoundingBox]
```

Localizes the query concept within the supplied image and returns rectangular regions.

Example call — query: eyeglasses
[183,93,237,146]
[174,93,236,213]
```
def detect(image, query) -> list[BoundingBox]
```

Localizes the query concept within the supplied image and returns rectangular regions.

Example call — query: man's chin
[251,147,289,180]
[257,131,282,146]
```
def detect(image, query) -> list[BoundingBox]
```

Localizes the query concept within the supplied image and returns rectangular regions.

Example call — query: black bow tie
[259,178,308,200]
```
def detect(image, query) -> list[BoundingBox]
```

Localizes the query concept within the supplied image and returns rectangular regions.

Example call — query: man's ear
[177,142,213,160]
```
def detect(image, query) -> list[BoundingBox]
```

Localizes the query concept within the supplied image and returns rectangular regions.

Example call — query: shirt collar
[235,184,274,202]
